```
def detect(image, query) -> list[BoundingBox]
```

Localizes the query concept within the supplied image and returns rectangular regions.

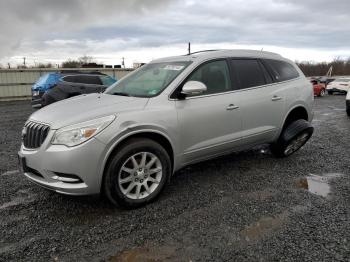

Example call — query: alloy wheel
[118,152,162,200]
[284,132,310,156]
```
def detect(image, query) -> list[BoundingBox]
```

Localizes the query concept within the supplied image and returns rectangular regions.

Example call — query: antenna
[188,42,191,55]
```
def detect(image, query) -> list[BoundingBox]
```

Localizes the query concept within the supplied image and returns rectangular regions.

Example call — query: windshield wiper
[111,92,131,97]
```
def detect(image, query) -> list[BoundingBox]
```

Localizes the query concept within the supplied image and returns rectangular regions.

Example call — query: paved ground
[0,96,349,261]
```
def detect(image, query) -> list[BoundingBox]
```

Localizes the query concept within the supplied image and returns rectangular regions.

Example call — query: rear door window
[62,75,103,85]
[264,59,299,82]
[62,75,79,83]
[75,75,103,85]
[231,59,267,89]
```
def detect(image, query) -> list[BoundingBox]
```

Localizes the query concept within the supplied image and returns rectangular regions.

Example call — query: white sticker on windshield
[163,65,184,71]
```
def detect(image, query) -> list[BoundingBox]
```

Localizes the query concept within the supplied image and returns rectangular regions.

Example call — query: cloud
[0,0,350,65]
[0,0,174,59]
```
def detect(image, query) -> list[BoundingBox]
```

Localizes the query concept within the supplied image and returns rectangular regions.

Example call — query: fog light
[52,172,83,183]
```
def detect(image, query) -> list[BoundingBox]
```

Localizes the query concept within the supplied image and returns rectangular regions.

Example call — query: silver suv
[18,50,314,208]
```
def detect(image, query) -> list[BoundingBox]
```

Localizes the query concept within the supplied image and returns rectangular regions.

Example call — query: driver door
[175,60,243,165]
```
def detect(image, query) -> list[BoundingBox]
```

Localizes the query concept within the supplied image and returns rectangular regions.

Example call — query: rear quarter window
[264,59,299,82]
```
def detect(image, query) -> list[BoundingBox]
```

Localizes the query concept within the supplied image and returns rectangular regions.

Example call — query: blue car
[31,73,62,108]
[31,72,117,108]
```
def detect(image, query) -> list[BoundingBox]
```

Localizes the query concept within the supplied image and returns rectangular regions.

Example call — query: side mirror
[181,81,207,96]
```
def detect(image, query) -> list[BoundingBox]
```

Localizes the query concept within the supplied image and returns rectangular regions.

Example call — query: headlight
[51,115,115,147]
[32,90,40,96]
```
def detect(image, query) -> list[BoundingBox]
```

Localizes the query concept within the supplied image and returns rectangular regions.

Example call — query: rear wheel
[103,138,171,208]
[319,89,325,97]
[271,119,314,158]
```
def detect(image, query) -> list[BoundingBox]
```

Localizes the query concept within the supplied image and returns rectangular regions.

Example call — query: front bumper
[18,131,107,195]
[31,91,45,108]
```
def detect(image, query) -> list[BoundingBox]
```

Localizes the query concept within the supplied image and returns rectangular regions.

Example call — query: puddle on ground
[108,245,180,262]
[240,211,288,241]
[296,173,343,197]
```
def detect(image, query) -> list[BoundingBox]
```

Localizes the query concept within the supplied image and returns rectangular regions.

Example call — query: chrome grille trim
[23,121,50,149]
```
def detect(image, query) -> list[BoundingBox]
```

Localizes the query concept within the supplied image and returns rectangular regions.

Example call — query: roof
[151,49,284,64]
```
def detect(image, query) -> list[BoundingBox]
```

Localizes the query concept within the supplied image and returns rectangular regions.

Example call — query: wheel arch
[281,105,309,132]
[100,130,175,192]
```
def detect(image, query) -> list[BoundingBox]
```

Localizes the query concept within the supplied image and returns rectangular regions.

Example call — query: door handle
[271,95,282,101]
[226,104,239,110]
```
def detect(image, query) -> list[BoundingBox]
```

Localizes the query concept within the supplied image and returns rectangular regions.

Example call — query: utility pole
[23,57,26,67]
[122,57,125,68]
[188,42,191,55]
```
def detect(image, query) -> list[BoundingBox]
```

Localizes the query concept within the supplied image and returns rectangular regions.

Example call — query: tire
[328,90,333,95]
[103,138,171,208]
[270,119,314,158]
[319,89,325,97]
[347,107,350,117]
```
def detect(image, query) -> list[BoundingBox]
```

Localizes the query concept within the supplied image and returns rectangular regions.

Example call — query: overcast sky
[0,0,350,67]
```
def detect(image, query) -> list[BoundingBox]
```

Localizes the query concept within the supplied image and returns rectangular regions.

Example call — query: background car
[311,79,326,97]
[34,72,117,107]
[326,77,350,95]
[320,77,335,87]
[31,72,62,108]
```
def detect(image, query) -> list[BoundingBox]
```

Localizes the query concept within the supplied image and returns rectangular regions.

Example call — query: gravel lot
[0,95,349,261]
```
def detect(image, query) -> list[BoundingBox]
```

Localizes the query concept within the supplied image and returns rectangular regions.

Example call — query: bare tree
[37,62,53,68]
[61,59,81,68]
[78,55,95,64]
[297,57,350,76]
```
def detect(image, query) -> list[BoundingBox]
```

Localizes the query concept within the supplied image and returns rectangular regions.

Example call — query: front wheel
[271,119,314,158]
[103,138,171,208]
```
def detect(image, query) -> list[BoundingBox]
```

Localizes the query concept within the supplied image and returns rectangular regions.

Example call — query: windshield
[105,61,191,97]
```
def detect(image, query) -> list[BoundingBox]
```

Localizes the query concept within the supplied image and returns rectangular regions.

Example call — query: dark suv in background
[31,72,117,108]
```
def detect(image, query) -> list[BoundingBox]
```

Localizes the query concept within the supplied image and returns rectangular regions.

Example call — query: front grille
[23,121,50,149]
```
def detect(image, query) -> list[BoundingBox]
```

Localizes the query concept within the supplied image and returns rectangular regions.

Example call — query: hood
[32,73,61,91]
[29,93,149,129]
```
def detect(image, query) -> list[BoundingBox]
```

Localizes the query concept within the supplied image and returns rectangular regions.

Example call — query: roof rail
[187,49,220,55]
